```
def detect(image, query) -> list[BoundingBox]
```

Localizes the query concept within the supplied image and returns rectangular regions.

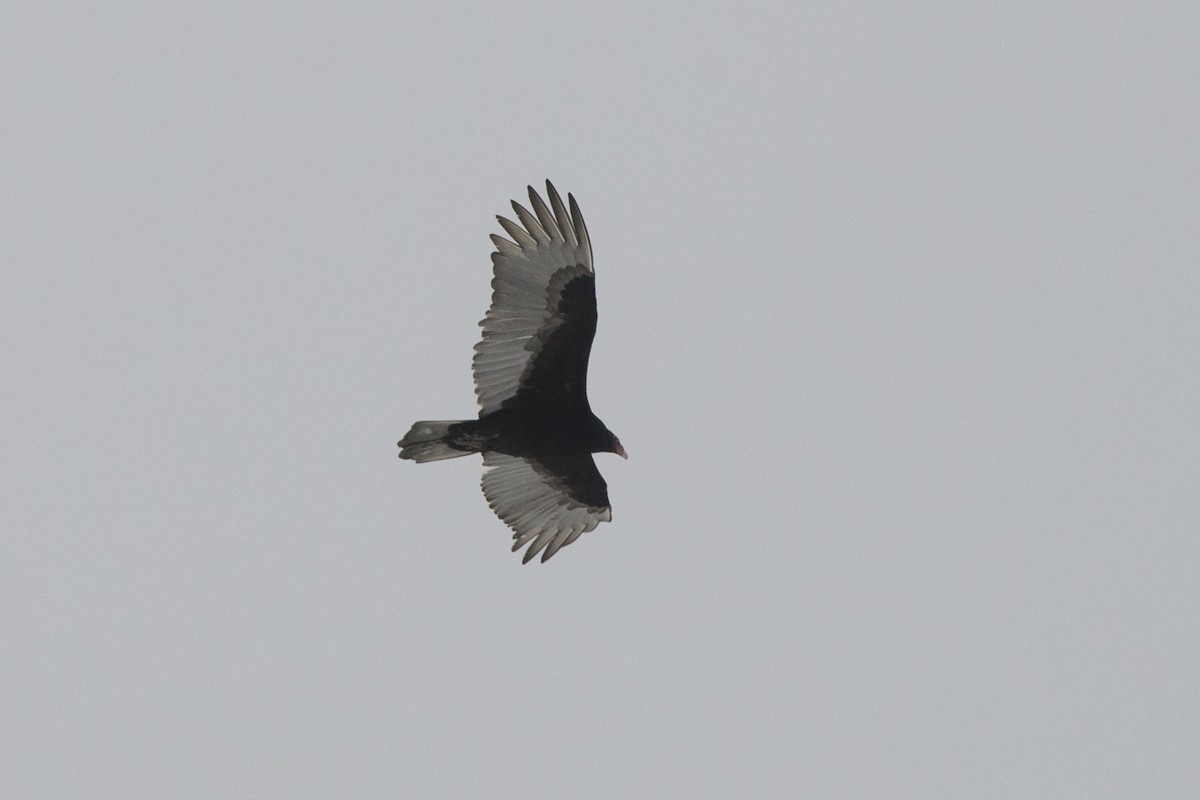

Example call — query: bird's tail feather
[398,420,472,462]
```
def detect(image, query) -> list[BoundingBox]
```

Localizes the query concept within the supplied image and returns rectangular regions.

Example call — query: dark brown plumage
[398,182,625,563]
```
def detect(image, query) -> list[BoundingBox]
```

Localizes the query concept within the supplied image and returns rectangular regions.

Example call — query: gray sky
[4,2,1198,797]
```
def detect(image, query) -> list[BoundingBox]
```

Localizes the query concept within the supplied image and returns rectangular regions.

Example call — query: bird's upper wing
[473,181,597,416]
[481,451,612,563]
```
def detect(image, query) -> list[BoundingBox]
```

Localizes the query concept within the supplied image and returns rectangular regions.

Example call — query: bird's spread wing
[474,181,597,416]
[481,452,611,563]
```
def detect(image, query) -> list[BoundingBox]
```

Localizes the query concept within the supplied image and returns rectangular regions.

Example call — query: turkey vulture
[398,181,625,563]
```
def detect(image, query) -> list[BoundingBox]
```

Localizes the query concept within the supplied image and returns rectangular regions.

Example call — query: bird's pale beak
[614,440,628,459]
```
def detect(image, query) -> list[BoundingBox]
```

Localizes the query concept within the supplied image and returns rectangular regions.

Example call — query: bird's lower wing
[481,452,612,563]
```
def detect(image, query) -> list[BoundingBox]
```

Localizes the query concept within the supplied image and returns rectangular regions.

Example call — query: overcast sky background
[4,2,1198,797]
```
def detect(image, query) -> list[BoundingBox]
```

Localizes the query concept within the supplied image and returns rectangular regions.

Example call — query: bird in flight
[398,181,625,563]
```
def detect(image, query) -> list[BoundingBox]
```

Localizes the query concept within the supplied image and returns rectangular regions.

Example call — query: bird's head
[609,433,628,460]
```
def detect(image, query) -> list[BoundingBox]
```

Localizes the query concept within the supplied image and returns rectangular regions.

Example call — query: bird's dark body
[444,408,613,510]
[448,403,613,460]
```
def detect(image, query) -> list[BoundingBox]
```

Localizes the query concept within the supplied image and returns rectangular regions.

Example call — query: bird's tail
[398,420,473,462]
